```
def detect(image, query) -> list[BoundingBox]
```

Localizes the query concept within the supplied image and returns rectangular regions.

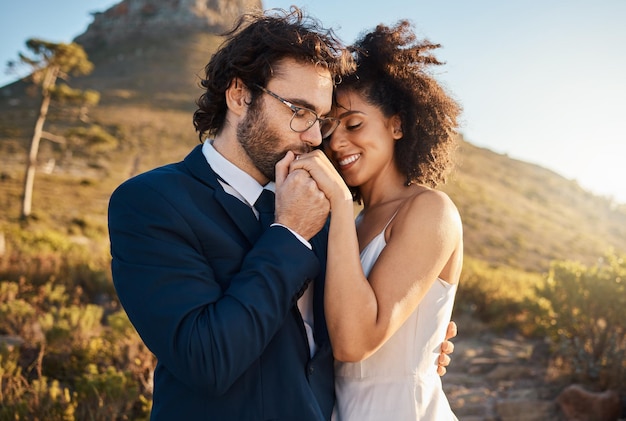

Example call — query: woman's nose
[326,127,348,151]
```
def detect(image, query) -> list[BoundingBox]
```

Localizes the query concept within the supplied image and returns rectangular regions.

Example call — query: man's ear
[225,78,250,116]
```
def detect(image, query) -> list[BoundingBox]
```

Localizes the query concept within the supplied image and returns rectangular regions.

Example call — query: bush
[66,124,118,153]
[0,224,114,300]
[74,364,140,421]
[0,279,152,420]
[455,256,544,334]
[535,251,626,389]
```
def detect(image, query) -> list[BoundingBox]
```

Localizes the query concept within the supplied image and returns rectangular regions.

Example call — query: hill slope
[0,9,624,274]
[441,140,626,270]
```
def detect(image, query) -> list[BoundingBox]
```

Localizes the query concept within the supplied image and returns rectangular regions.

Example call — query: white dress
[332,216,458,421]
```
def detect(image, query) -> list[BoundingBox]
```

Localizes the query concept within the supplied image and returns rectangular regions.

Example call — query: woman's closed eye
[342,116,363,131]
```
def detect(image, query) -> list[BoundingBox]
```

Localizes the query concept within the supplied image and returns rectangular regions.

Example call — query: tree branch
[41,131,66,144]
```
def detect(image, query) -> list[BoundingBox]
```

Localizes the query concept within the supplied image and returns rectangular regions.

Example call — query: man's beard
[237,102,310,181]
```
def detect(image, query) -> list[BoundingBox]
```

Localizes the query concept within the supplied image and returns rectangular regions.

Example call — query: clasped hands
[273,150,346,240]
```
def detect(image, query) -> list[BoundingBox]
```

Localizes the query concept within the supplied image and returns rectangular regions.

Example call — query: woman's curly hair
[193,6,355,141]
[340,20,461,200]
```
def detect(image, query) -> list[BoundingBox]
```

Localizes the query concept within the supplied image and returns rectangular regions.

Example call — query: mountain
[74,0,263,50]
[0,0,624,274]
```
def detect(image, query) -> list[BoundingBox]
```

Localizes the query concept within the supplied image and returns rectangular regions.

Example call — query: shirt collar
[202,140,275,206]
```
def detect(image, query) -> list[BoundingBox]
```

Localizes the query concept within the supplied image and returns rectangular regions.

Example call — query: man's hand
[274,151,330,240]
[437,321,457,376]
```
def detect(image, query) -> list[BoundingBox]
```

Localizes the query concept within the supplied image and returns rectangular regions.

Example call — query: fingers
[289,150,350,203]
[275,151,296,187]
[441,340,455,355]
[446,321,458,340]
[438,323,455,377]
[289,150,333,178]
[274,168,330,239]
[438,353,451,367]
[437,353,450,376]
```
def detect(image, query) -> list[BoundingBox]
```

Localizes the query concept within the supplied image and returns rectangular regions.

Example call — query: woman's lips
[337,153,361,168]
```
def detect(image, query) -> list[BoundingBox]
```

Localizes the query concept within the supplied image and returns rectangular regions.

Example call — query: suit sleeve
[108,176,320,395]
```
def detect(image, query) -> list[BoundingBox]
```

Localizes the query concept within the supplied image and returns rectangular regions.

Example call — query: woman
[297,20,462,420]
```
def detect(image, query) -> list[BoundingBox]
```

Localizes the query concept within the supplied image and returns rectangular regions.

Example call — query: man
[108,7,452,420]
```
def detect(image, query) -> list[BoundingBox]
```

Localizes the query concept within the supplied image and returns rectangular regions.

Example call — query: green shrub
[103,310,156,398]
[455,257,544,334]
[66,124,118,153]
[0,225,114,301]
[0,348,29,417]
[0,277,152,420]
[21,377,76,421]
[74,364,140,421]
[1,346,76,420]
[535,251,626,388]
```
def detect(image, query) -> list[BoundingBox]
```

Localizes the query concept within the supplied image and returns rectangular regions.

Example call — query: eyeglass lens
[291,111,338,138]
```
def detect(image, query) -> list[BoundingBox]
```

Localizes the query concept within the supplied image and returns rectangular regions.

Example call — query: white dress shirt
[202,140,317,357]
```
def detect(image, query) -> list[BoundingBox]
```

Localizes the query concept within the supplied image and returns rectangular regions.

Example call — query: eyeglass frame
[254,84,340,139]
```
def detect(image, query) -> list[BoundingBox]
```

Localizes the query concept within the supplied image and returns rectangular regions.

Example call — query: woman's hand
[437,321,457,376]
[288,150,352,209]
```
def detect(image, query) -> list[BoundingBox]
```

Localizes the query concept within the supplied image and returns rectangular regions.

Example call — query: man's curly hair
[339,20,461,201]
[193,6,355,141]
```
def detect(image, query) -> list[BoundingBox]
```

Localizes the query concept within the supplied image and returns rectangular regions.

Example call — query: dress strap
[382,209,400,232]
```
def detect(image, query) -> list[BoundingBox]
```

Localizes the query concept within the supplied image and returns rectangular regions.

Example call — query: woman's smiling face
[324,89,402,187]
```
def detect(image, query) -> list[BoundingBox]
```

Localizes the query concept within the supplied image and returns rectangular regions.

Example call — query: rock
[75,0,262,48]
[0,335,25,350]
[445,321,623,421]
[495,399,558,420]
[486,364,533,381]
[556,384,621,421]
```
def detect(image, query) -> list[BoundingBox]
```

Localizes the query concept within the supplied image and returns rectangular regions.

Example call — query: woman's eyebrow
[337,110,366,119]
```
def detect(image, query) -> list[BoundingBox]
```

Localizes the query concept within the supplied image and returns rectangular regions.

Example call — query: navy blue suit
[108,145,334,420]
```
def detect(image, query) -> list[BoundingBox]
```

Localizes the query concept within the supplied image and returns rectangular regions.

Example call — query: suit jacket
[108,145,334,420]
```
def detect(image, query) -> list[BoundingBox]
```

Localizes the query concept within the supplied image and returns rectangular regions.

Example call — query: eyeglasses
[255,84,340,139]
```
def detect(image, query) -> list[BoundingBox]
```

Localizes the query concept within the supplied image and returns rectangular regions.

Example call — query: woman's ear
[225,78,250,116]
[391,115,403,140]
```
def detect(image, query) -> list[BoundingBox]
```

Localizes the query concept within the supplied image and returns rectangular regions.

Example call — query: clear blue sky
[2,0,625,204]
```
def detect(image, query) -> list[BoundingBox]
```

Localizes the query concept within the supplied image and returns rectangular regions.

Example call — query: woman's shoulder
[394,186,461,228]
[405,185,456,210]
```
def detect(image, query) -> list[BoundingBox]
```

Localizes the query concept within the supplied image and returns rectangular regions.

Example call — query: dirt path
[442,316,563,420]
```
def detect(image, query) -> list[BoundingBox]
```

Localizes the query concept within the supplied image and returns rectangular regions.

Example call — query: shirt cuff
[270,223,313,250]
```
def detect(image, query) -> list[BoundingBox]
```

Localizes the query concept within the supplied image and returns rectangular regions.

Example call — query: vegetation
[535,253,626,389]
[456,251,626,392]
[1,225,624,418]
[454,257,545,334]
[0,282,153,420]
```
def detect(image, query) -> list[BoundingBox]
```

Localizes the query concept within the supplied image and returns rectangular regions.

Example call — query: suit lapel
[213,188,262,243]
[183,145,261,245]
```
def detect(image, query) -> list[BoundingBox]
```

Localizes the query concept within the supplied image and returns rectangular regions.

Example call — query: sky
[1,0,625,204]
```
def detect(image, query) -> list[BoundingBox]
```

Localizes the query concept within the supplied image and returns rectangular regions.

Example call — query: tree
[10,39,97,219]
